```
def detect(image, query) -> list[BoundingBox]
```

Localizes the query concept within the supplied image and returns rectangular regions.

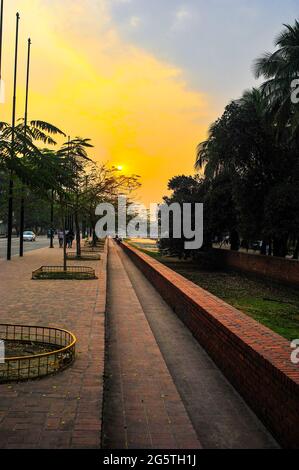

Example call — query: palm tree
[0,119,65,257]
[253,20,299,140]
[0,119,65,185]
[195,88,283,253]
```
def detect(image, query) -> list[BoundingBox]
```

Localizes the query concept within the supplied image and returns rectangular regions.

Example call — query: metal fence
[0,324,76,383]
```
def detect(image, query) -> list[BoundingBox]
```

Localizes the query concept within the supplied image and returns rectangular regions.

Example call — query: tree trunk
[63,227,67,271]
[92,229,97,247]
[268,239,273,256]
[75,211,81,257]
[82,219,86,240]
[293,238,299,260]
[230,230,240,251]
[273,237,288,258]
[260,240,267,256]
[50,189,54,249]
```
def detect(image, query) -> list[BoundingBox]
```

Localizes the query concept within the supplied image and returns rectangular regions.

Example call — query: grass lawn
[128,242,299,341]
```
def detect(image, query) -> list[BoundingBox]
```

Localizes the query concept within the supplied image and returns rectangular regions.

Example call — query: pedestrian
[67,229,75,249]
[58,229,64,248]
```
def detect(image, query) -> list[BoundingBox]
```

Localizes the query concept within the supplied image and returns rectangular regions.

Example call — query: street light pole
[50,188,54,248]
[62,137,73,269]
[7,12,20,261]
[0,0,4,88]
[20,38,31,257]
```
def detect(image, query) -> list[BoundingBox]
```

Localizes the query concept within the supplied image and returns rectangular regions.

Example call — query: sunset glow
[1,0,215,205]
[1,1,297,204]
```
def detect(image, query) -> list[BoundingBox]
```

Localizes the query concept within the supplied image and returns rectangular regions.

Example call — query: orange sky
[1,0,217,204]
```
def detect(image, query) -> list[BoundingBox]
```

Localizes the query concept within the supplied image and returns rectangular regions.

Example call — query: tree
[196,89,276,249]
[0,118,66,258]
[190,22,299,258]
[254,20,299,141]
[159,175,207,258]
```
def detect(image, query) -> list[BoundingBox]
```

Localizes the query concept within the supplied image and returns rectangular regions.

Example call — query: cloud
[172,5,193,30]
[129,16,141,28]
[176,6,192,21]
[3,0,213,204]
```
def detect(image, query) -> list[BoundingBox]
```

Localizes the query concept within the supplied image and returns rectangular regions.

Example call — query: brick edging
[94,240,108,315]
[121,242,299,449]
[90,239,108,446]
[212,248,299,288]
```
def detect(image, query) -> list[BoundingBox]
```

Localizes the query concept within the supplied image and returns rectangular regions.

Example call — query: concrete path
[0,246,106,449]
[102,241,201,449]
[103,242,279,449]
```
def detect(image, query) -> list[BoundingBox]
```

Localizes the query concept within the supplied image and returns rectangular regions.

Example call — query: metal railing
[32,266,97,280]
[0,324,76,383]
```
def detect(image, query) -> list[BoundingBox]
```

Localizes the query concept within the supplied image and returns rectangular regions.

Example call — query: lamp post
[50,188,54,248]
[20,38,31,257]
[7,12,20,261]
[0,0,4,91]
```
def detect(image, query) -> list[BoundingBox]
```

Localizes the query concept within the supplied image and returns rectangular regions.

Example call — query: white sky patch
[130,16,141,28]
[172,5,192,30]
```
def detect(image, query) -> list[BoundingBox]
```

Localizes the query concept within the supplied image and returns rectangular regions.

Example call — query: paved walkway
[0,246,106,449]
[102,241,201,449]
[0,241,279,449]
[103,242,278,449]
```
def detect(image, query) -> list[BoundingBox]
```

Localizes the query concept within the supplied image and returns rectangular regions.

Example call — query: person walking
[58,229,64,248]
[67,229,75,249]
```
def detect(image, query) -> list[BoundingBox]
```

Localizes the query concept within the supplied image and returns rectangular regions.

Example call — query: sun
[117,165,124,171]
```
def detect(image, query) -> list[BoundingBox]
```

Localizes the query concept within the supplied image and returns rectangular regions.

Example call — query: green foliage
[162,20,299,259]
[0,118,141,243]
[254,20,299,140]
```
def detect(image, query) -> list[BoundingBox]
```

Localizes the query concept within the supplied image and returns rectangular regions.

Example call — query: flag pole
[0,0,4,85]
[20,38,31,257]
[7,12,20,261]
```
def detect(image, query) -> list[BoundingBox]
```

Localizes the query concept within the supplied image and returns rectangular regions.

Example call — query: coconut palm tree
[253,20,299,140]
[0,119,65,183]
[0,119,65,258]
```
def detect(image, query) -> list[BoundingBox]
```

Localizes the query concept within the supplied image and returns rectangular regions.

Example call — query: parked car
[23,231,36,242]
[250,240,262,251]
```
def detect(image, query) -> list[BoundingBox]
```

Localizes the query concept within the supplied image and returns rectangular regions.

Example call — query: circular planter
[32,266,97,280]
[0,324,76,383]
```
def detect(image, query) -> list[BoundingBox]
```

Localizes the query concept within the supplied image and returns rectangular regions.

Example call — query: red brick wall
[121,242,299,449]
[213,248,299,287]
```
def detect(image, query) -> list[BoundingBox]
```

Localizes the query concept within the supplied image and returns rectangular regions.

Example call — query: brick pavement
[0,239,282,449]
[102,240,201,449]
[0,245,106,449]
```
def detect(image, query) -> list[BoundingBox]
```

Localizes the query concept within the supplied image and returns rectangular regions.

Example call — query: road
[0,236,51,259]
